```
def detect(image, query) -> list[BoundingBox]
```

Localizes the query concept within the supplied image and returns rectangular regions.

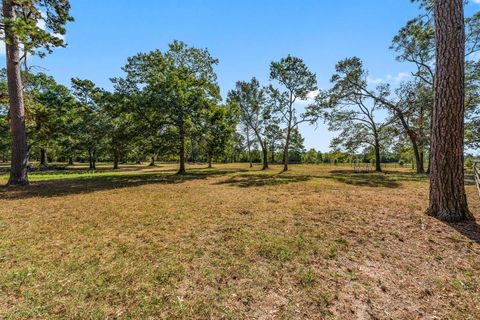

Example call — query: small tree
[228,78,270,170]
[201,103,238,168]
[269,55,319,171]
[321,58,391,172]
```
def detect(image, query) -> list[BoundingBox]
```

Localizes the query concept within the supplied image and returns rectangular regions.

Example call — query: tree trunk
[246,133,253,168]
[68,156,74,165]
[270,144,275,164]
[208,156,212,168]
[262,143,269,170]
[178,123,186,175]
[374,137,382,173]
[113,150,119,170]
[283,127,291,172]
[40,148,47,166]
[397,111,425,174]
[149,155,156,167]
[4,1,29,186]
[88,148,93,169]
[92,148,96,170]
[427,0,473,221]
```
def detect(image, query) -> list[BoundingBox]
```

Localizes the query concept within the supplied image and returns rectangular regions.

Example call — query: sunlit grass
[0,163,479,319]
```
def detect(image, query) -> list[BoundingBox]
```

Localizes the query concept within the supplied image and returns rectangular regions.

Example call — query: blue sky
[21,0,480,152]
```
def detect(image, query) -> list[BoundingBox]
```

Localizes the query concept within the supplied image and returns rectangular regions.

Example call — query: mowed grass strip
[0,163,479,319]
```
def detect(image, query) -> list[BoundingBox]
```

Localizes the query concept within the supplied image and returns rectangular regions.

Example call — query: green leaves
[1,0,73,58]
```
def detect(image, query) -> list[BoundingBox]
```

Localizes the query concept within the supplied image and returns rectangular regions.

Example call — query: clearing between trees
[0,163,479,319]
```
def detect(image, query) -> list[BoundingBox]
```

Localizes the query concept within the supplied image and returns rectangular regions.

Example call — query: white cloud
[368,72,411,86]
[297,90,320,105]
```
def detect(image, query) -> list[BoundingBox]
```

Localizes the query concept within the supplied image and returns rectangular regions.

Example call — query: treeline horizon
[0,0,478,221]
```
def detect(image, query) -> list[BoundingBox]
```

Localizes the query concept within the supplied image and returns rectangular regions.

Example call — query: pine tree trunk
[427,0,473,221]
[283,128,291,172]
[208,156,212,168]
[4,0,29,186]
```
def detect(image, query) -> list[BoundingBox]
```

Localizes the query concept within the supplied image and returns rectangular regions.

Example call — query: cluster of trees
[0,0,476,222]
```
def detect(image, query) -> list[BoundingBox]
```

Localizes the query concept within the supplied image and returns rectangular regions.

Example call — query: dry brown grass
[0,163,479,319]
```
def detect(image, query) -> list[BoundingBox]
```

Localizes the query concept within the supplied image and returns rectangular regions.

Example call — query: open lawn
[0,163,479,319]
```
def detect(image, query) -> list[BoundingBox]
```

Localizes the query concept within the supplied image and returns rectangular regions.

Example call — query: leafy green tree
[391,3,480,172]
[265,123,283,164]
[303,148,319,164]
[0,0,72,185]
[97,91,137,169]
[287,128,306,163]
[228,78,270,170]
[71,78,104,170]
[320,58,391,172]
[269,55,318,171]
[119,41,220,174]
[201,103,239,168]
[25,73,76,166]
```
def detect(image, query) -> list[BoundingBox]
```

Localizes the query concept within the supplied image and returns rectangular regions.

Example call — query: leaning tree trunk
[427,0,473,221]
[246,133,253,168]
[256,134,268,170]
[4,0,29,186]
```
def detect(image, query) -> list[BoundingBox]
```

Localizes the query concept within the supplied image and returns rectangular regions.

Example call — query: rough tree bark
[4,0,29,186]
[427,0,474,221]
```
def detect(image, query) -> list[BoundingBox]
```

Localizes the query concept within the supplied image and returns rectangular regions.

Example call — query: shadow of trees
[442,220,480,245]
[214,173,312,188]
[0,168,240,200]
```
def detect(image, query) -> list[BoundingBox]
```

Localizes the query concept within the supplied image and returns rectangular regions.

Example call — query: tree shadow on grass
[0,168,241,200]
[326,170,406,188]
[214,173,312,188]
[444,220,480,245]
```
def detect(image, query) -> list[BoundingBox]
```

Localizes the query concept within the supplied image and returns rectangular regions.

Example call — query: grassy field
[0,163,479,319]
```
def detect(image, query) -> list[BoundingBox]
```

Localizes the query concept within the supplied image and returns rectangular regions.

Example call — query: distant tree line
[0,0,477,221]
